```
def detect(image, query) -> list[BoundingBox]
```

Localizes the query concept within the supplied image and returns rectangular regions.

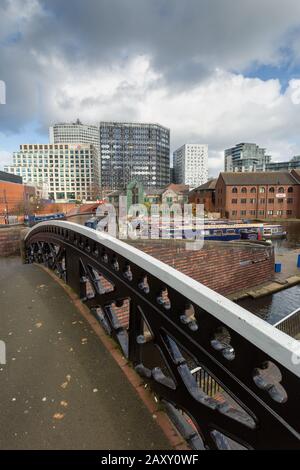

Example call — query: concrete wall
[129,239,275,296]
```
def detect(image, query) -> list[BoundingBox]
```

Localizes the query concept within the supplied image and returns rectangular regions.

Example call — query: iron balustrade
[275,308,300,339]
[24,221,300,450]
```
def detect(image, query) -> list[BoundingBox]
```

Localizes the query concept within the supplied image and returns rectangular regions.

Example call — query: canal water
[238,221,300,324]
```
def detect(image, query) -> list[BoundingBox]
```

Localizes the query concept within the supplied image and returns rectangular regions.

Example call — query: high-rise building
[50,120,101,187]
[256,155,300,172]
[4,143,100,202]
[50,120,170,192]
[225,143,271,172]
[99,122,170,191]
[173,144,208,188]
[49,120,100,153]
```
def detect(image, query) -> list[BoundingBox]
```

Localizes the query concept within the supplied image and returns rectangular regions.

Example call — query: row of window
[232,186,293,194]
[231,210,293,216]
[231,198,294,204]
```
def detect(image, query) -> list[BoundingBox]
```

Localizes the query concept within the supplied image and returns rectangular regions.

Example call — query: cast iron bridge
[23,220,300,450]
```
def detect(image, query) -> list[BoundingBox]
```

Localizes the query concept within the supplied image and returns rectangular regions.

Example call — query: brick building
[214,172,300,220]
[291,169,300,218]
[0,171,36,222]
[189,179,217,212]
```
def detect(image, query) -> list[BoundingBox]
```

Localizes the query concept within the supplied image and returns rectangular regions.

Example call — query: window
[240,210,246,216]
[258,210,264,215]
[287,198,293,204]
[232,210,237,216]
[288,187,293,193]
[249,210,256,216]
[268,198,274,204]
[250,187,256,193]
[259,187,265,193]
[241,198,247,204]
[278,198,284,203]
[278,187,285,193]
[260,199,265,204]
[267,210,273,215]
[277,210,283,216]
[232,187,238,193]
[232,199,237,204]
[269,187,275,193]
[250,198,256,204]
[241,187,247,193]
[287,210,293,215]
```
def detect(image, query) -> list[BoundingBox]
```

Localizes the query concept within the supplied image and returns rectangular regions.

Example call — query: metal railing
[274,308,300,339]
[24,221,300,450]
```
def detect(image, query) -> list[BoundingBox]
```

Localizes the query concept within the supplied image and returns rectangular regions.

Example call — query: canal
[238,221,300,324]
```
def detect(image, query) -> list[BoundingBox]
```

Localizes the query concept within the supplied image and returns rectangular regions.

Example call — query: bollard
[274,263,282,273]
[297,254,300,268]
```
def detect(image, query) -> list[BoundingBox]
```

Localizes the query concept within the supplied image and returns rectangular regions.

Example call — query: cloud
[0,150,13,170]
[1,0,300,175]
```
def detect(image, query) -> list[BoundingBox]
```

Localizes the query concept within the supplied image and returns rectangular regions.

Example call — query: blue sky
[2,0,300,175]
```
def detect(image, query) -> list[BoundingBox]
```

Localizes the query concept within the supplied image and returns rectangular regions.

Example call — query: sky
[1,0,300,176]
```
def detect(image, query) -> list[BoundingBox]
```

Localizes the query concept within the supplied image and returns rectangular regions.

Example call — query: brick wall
[0,227,24,256]
[128,239,275,296]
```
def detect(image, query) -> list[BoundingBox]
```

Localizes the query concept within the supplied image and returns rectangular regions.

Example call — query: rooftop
[191,179,217,192]
[219,171,297,185]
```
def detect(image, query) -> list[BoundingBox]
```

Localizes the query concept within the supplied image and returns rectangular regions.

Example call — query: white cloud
[0,151,12,170]
[2,1,300,178]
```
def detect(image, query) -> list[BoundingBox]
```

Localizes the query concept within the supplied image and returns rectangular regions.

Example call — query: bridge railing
[274,308,300,339]
[24,221,300,450]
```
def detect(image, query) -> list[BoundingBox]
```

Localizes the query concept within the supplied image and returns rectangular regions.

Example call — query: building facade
[5,143,100,203]
[256,155,300,172]
[50,120,101,186]
[49,120,100,154]
[225,143,271,172]
[0,170,35,220]
[215,172,300,220]
[99,122,170,191]
[189,179,217,213]
[173,144,208,188]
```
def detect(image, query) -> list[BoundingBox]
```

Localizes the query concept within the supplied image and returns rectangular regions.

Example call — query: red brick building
[214,172,300,220]
[0,171,36,222]
[291,169,300,218]
[189,179,217,212]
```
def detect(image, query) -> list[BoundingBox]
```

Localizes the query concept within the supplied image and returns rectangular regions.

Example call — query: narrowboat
[24,212,66,226]
[262,224,287,239]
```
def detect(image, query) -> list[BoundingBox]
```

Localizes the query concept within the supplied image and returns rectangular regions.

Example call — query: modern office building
[173,144,208,188]
[50,120,101,186]
[4,143,100,202]
[225,143,271,172]
[49,120,100,153]
[50,120,170,192]
[257,155,300,172]
[99,122,170,191]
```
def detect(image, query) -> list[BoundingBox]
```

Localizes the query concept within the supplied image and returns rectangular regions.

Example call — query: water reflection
[272,221,300,253]
[239,221,300,322]
[238,285,300,324]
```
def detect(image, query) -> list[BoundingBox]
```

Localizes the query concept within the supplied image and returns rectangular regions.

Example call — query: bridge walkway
[0,258,170,450]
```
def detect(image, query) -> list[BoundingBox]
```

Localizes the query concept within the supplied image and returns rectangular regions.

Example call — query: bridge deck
[0,258,170,450]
